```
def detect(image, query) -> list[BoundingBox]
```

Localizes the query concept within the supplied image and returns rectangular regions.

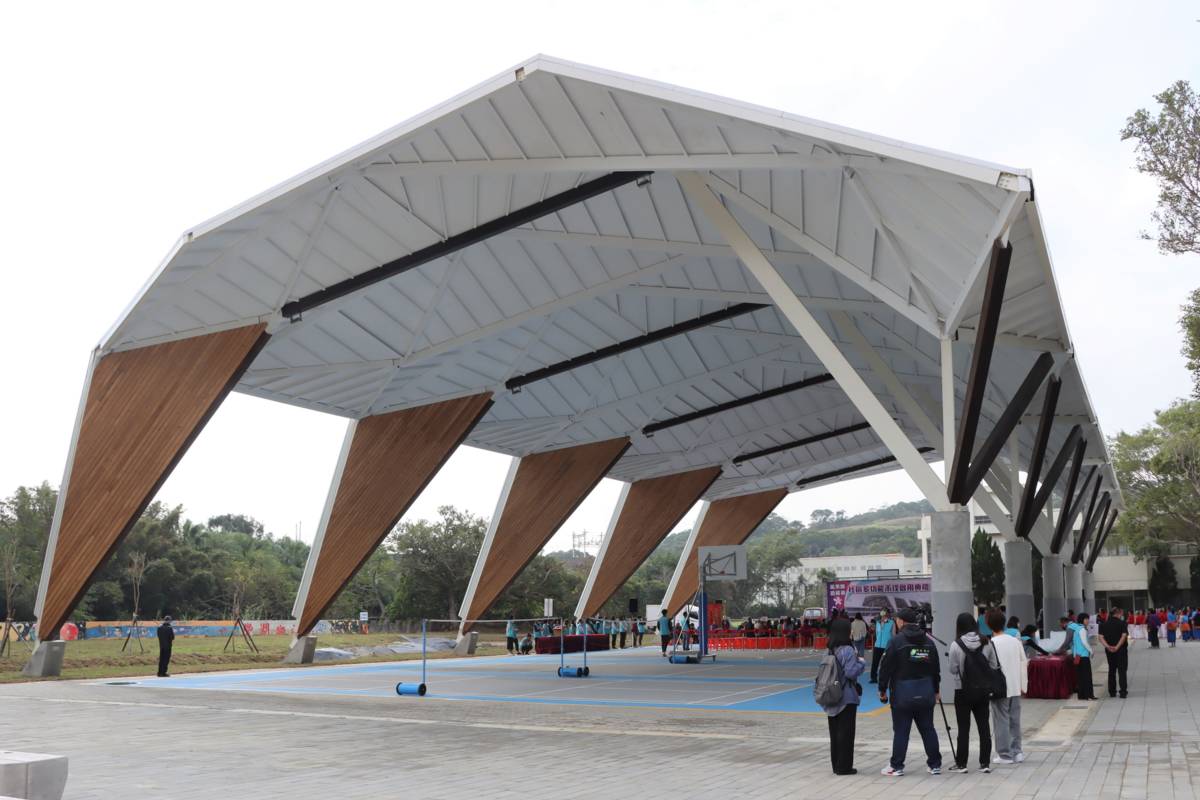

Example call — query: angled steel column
[679,171,949,510]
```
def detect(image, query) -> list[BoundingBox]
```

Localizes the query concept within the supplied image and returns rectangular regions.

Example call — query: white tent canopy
[97,55,1118,509]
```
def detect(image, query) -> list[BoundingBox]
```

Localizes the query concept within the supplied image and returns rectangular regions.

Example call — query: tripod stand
[223,615,260,654]
[121,614,146,653]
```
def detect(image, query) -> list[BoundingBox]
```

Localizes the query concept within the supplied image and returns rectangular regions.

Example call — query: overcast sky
[2,2,1197,552]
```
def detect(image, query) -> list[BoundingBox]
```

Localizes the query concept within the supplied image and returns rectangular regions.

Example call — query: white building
[783,553,925,584]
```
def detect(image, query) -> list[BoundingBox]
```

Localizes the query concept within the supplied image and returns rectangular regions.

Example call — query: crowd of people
[504,616,648,655]
[816,603,1138,778]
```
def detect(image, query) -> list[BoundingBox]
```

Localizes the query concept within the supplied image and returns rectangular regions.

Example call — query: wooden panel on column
[461,437,630,628]
[663,488,787,615]
[580,466,721,619]
[39,325,269,635]
[296,393,493,635]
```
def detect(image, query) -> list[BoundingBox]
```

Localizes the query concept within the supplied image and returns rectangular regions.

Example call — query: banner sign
[825,577,931,618]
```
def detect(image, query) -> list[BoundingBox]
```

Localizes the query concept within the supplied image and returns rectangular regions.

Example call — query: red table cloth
[534,634,610,655]
[1025,655,1077,699]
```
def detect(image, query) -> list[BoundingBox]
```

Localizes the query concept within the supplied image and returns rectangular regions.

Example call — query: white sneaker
[881,766,904,776]
[927,766,941,775]
[992,756,1015,765]
[980,766,992,773]
[1014,753,1026,763]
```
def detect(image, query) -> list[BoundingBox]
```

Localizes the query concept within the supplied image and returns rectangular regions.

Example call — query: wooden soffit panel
[40,324,269,634]
[663,488,787,615]
[462,437,630,625]
[581,465,721,618]
[297,393,493,634]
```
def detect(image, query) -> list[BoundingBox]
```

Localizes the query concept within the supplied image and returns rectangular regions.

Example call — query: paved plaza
[3,642,1200,799]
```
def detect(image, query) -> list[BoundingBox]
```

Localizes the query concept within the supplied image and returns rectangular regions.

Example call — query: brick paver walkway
[1,642,1196,798]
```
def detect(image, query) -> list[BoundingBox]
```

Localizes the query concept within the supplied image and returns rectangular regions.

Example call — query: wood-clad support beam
[661,489,786,616]
[292,393,493,636]
[458,438,630,629]
[948,239,1012,504]
[679,171,951,511]
[33,325,270,638]
[575,466,721,619]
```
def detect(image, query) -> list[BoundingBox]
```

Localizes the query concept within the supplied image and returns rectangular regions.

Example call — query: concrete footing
[282,635,317,664]
[1003,539,1035,631]
[20,641,65,678]
[1042,554,1066,633]
[454,631,478,656]
[929,509,972,690]
[0,750,68,799]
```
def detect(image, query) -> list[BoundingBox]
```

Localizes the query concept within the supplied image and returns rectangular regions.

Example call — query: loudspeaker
[628,598,639,614]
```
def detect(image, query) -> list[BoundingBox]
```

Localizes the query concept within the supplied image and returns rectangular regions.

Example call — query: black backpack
[958,637,1007,700]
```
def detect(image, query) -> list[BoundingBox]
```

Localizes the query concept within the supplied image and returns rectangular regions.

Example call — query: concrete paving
[1,640,1197,798]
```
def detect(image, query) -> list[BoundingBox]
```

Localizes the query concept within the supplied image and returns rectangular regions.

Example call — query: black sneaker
[980,766,992,773]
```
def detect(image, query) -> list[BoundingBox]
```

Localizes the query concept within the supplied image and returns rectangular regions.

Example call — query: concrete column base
[282,635,317,664]
[454,631,478,656]
[0,750,68,800]
[1065,562,1084,619]
[1042,554,1066,634]
[1002,539,1035,630]
[929,509,972,690]
[20,641,65,678]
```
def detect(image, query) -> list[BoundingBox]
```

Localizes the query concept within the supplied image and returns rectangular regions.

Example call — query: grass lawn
[0,632,506,683]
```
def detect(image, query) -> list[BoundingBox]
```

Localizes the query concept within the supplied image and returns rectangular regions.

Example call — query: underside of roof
[97,55,1120,509]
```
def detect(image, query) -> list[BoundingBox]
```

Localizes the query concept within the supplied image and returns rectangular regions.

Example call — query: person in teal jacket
[869,609,894,684]
[505,618,518,654]
[657,610,673,656]
[1069,614,1097,700]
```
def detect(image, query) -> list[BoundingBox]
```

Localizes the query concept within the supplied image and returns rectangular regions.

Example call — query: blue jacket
[657,616,672,635]
[875,618,895,648]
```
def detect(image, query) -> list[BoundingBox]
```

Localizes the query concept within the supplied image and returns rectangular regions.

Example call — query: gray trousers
[990,697,1023,758]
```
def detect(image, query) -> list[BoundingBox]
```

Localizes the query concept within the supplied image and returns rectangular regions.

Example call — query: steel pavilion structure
[26,56,1121,674]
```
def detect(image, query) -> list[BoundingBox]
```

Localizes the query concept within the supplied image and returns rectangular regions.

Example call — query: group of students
[1141,607,1200,648]
[504,616,648,655]
[816,604,1134,778]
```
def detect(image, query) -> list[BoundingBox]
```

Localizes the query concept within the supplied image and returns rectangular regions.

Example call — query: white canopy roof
[99,55,1119,508]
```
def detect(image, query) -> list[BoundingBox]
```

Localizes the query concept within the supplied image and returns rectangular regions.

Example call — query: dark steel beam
[1015,376,1061,538]
[1070,473,1104,564]
[642,371,834,436]
[507,303,768,393]
[795,447,935,488]
[1074,491,1111,564]
[948,239,1013,504]
[1086,508,1119,571]
[960,351,1054,502]
[732,420,872,465]
[1049,437,1088,554]
[282,171,652,319]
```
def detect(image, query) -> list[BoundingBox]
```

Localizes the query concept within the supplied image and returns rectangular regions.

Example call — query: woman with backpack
[947,612,993,774]
[817,617,866,776]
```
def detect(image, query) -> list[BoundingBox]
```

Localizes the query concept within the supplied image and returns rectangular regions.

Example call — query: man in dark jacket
[157,616,175,677]
[1099,606,1129,698]
[877,607,943,776]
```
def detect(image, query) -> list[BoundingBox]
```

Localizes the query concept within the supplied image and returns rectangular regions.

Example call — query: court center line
[691,682,794,705]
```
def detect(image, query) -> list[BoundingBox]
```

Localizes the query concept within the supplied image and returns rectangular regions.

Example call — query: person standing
[636,618,646,647]
[820,618,866,776]
[1070,613,1097,700]
[156,616,175,678]
[850,613,868,659]
[985,610,1028,765]
[877,607,943,777]
[619,618,628,649]
[657,610,672,656]
[869,609,894,684]
[1166,609,1178,647]
[505,618,518,655]
[947,612,992,774]
[1147,608,1160,648]
[1100,606,1129,698]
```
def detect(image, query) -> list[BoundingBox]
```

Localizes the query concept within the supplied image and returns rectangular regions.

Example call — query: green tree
[1121,80,1200,256]
[971,528,1005,608]
[0,483,55,620]
[385,506,488,620]
[1110,400,1200,557]
[1150,556,1180,607]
